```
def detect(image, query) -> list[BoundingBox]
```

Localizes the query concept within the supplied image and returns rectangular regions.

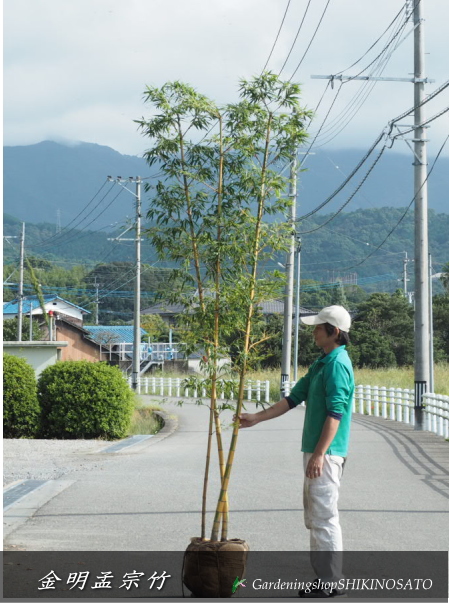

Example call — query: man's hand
[306,452,325,479]
[233,413,259,429]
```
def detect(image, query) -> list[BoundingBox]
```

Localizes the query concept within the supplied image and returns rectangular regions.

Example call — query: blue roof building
[84,325,147,344]
[3,295,90,324]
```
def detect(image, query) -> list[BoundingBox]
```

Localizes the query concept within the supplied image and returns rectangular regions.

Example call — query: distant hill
[4,208,449,291]
[3,140,449,228]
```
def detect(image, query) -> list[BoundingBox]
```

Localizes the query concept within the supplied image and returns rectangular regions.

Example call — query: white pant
[303,452,345,583]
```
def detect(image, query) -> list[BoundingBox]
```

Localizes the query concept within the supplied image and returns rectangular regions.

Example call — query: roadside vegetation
[128,404,163,436]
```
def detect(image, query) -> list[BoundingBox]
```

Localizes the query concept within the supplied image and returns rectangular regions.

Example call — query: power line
[307,5,410,143]
[389,106,449,143]
[297,131,385,222]
[29,181,114,249]
[333,4,406,76]
[308,10,410,146]
[278,0,311,76]
[262,0,292,72]
[297,144,387,234]
[288,0,332,81]
[299,6,409,163]
[339,134,449,272]
[296,82,449,224]
[30,187,125,251]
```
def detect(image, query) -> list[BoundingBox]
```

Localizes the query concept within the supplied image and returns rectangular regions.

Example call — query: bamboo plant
[136,73,311,543]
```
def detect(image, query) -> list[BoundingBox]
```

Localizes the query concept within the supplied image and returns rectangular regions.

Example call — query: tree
[432,293,449,362]
[331,279,348,308]
[3,317,43,342]
[350,291,414,368]
[140,314,170,342]
[136,73,311,545]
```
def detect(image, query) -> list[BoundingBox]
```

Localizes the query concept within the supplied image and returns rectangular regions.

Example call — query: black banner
[2,551,447,600]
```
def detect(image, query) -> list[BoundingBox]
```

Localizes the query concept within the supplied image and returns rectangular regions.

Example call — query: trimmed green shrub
[38,361,134,439]
[3,354,40,438]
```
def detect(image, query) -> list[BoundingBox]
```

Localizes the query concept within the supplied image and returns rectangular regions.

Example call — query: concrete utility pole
[293,237,302,382]
[412,0,430,428]
[29,300,33,341]
[94,280,100,325]
[428,254,434,393]
[132,177,142,392]
[312,3,433,429]
[17,222,25,341]
[107,176,142,391]
[402,251,410,295]
[281,153,297,397]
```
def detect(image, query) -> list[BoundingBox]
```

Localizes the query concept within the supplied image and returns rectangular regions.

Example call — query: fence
[131,376,448,439]
[118,342,184,362]
[128,376,271,404]
[283,381,448,438]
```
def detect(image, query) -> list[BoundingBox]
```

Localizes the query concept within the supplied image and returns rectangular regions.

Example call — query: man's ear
[334,327,340,341]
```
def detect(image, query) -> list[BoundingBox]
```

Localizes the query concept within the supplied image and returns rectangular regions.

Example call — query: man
[237,305,354,598]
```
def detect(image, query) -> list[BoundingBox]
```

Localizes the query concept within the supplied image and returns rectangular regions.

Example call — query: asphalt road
[3,396,449,551]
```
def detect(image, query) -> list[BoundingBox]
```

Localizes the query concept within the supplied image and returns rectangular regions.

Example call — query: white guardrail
[284,382,449,439]
[128,376,271,403]
[131,377,449,439]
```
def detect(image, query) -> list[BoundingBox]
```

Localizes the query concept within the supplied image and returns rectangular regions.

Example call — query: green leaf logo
[232,576,246,593]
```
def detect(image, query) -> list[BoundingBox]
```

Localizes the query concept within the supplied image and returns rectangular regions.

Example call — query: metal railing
[128,376,449,439]
[127,376,271,403]
[117,342,185,362]
[117,342,149,362]
[284,381,448,439]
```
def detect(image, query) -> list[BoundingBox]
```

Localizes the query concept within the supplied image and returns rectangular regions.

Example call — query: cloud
[4,0,449,156]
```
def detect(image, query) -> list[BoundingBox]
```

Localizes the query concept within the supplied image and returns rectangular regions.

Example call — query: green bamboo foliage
[26,257,49,328]
[136,73,311,542]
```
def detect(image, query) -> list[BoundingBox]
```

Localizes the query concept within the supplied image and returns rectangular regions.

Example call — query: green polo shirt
[287,345,354,457]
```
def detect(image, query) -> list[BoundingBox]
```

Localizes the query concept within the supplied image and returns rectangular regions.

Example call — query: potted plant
[136,73,310,597]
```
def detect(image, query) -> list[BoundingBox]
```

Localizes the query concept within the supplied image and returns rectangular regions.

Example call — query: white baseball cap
[300,305,351,332]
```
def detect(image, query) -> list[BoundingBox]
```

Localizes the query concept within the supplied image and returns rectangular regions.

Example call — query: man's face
[313,323,337,348]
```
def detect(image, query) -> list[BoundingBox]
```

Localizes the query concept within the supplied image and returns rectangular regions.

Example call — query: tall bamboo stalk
[184,114,227,539]
[210,114,273,542]
[212,115,229,536]
[178,117,212,540]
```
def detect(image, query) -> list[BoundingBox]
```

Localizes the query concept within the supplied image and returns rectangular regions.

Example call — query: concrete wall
[3,342,68,377]
[188,358,231,375]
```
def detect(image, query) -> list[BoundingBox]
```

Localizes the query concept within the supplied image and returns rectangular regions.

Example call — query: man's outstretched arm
[235,398,291,428]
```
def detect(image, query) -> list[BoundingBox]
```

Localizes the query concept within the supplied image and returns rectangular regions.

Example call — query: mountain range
[3,140,448,228]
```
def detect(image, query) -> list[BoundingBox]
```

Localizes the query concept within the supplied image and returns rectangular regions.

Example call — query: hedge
[3,354,40,438]
[38,361,134,439]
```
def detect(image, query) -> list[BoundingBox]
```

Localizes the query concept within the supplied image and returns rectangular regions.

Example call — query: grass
[128,404,163,436]
[148,363,449,399]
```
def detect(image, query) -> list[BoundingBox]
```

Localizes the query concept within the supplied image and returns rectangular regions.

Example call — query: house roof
[141,302,185,315]
[259,300,316,316]
[3,295,90,315]
[141,299,317,317]
[84,325,148,344]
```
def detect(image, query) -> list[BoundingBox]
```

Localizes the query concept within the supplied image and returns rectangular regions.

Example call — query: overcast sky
[4,0,449,157]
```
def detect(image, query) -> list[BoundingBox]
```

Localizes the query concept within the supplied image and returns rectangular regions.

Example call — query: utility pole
[412,0,429,428]
[132,177,142,392]
[29,300,33,341]
[107,176,142,391]
[281,153,297,397]
[17,222,25,341]
[293,237,301,382]
[311,3,433,429]
[402,252,410,296]
[94,280,100,325]
[428,254,434,393]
